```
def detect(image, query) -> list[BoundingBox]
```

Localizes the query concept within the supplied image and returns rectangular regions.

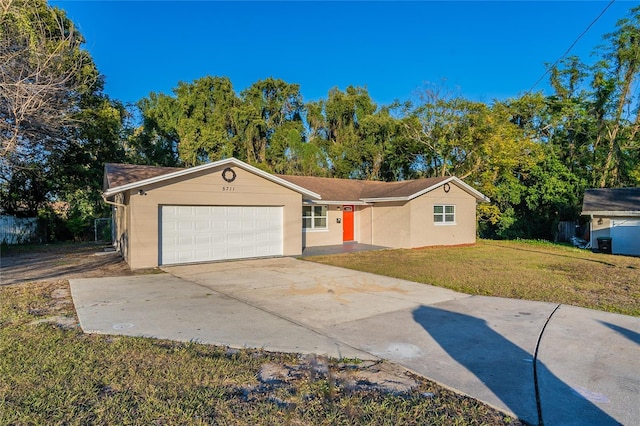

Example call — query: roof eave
[360,196,410,203]
[363,177,490,203]
[440,177,491,203]
[103,158,321,200]
[581,210,640,217]
[304,200,370,205]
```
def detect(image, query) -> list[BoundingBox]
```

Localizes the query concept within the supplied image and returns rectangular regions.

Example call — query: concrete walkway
[301,241,388,257]
[70,257,640,425]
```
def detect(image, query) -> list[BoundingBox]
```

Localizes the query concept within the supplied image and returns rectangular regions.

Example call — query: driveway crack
[533,303,561,426]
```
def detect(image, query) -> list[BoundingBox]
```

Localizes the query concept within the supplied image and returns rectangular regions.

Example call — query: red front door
[342,205,354,241]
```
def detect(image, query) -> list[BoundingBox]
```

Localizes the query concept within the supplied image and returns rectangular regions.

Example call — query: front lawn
[307,239,640,317]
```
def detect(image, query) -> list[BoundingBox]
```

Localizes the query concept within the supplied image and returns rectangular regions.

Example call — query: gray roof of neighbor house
[581,188,640,215]
[103,159,489,203]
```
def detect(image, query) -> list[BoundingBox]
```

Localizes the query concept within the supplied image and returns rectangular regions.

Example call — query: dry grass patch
[308,239,640,316]
[0,280,522,425]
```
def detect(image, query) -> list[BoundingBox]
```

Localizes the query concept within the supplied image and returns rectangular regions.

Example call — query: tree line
[1,0,639,241]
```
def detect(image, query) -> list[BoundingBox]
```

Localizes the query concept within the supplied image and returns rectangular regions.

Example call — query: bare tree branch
[0,0,95,163]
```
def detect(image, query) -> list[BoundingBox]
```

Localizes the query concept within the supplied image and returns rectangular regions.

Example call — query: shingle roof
[104,163,182,190]
[103,162,487,203]
[276,174,451,201]
[582,188,640,213]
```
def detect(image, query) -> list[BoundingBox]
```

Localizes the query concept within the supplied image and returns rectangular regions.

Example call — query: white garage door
[610,219,640,256]
[160,206,283,265]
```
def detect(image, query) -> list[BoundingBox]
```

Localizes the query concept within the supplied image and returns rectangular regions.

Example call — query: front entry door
[342,205,354,241]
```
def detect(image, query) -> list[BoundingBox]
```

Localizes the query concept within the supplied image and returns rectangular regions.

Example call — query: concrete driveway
[70,257,640,425]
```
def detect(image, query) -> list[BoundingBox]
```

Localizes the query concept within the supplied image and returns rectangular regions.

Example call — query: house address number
[222,186,235,191]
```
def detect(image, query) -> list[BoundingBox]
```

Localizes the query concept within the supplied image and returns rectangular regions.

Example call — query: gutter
[102,195,126,208]
[581,210,640,217]
[303,200,371,206]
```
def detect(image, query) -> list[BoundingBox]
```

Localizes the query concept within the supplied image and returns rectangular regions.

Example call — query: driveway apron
[71,257,639,426]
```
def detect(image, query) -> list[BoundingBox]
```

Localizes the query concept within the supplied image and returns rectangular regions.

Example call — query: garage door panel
[178,222,194,232]
[178,235,194,245]
[195,221,211,231]
[160,205,283,265]
[211,233,226,244]
[611,220,640,256]
[194,234,211,245]
[228,232,243,243]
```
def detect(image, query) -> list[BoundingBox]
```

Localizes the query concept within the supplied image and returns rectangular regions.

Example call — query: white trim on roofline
[103,157,321,200]
[582,210,640,217]
[361,176,490,203]
[303,200,371,206]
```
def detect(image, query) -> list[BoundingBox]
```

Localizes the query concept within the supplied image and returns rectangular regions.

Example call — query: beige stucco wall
[369,184,478,249]
[370,201,412,248]
[409,183,478,247]
[124,165,302,269]
[356,206,372,245]
[302,205,341,248]
[301,204,374,248]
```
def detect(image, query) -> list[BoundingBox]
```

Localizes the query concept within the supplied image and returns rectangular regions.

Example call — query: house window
[434,205,455,224]
[303,205,328,230]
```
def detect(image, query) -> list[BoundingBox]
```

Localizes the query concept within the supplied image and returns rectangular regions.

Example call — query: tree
[0,0,101,230]
[402,85,503,180]
[265,120,327,176]
[0,0,97,163]
[596,6,640,187]
[134,76,246,167]
[174,76,241,166]
[49,94,130,239]
[239,77,304,166]
[132,92,181,166]
[306,86,378,178]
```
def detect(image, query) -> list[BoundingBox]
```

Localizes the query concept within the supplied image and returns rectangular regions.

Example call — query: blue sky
[50,1,633,107]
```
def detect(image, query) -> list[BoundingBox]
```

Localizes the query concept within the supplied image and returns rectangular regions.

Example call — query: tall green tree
[239,77,304,166]
[306,86,378,178]
[134,76,241,167]
[129,94,181,167]
[50,94,130,239]
[595,6,640,187]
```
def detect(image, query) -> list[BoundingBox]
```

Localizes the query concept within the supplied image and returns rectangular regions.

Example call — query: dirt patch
[0,243,156,286]
[258,356,421,395]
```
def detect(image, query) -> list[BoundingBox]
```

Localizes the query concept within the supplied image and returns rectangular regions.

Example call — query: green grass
[307,239,640,317]
[1,281,521,425]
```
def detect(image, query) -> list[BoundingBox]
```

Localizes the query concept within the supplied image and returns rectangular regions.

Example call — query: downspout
[102,195,126,250]
[370,203,373,245]
[102,195,126,208]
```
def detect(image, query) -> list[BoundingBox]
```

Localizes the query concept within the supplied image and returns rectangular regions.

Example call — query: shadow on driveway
[598,320,640,345]
[412,305,617,426]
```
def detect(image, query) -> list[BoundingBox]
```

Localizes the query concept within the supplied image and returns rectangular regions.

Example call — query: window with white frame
[303,205,328,230]
[434,205,455,224]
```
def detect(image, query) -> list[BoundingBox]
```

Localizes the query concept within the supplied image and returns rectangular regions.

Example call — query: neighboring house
[581,187,640,256]
[103,157,490,269]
